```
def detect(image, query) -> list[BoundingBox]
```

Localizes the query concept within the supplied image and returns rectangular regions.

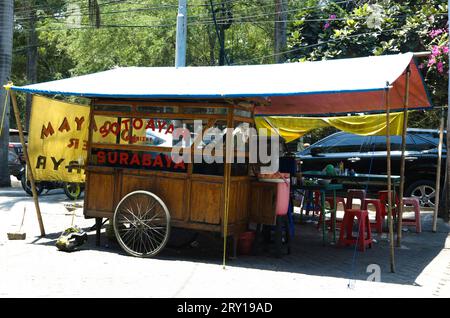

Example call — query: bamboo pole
[385,84,395,273]
[396,68,411,247]
[433,108,445,232]
[222,107,234,269]
[7,87,45,236]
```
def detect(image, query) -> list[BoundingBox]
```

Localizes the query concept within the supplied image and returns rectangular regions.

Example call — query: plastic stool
[401,197,422,233]
[363,198,384,234]
[338,209,373,251]
[346,189,366,210]
[378,190,399,218]
[317,196,345,230]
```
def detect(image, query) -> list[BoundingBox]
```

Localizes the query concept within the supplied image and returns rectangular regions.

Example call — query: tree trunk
[0,0,14,187]
[26,3,38,131]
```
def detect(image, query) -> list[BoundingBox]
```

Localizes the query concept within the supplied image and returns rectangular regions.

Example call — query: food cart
[85,97,261,257]
[7,53,432,264]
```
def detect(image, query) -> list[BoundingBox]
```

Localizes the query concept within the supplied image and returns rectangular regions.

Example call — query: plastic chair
[401,197,421,233]
[363,198,384,234]
[338,189,373,251]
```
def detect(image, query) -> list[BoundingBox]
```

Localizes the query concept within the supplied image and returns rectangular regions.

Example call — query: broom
[7,207,27,240]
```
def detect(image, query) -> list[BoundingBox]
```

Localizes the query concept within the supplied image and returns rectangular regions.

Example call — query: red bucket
[237,231,255,255]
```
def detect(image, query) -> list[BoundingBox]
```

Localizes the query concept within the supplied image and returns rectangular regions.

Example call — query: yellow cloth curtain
[255,112,404,143]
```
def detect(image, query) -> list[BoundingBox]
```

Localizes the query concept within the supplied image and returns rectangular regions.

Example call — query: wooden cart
[83,98,281,257]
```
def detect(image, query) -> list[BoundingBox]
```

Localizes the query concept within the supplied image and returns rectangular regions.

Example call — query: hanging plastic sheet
[255,112,404,143]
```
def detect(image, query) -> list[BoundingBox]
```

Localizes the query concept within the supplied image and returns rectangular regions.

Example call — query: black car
[297,128,445,207]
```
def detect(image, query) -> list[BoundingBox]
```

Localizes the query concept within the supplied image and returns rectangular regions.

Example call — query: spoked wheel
[113,191,170,257]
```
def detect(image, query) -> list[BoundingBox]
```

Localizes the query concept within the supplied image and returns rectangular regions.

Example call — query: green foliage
[287,0,449,129]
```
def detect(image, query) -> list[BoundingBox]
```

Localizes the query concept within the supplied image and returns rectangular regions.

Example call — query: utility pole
[175,0,187,67]
[274,0,287,63]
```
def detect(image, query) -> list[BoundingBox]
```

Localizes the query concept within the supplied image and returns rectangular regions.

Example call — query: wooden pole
[433,108,445,232]
[396,68,410,247]
[222,107,234,269]
[385,84,395,273]
[8,87,45,236]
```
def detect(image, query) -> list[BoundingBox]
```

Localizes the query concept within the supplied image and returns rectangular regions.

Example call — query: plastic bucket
[275,181,290,216]
[237,231,255,255]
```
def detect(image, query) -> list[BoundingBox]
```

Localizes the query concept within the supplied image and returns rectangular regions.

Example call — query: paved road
[0,180,449,298]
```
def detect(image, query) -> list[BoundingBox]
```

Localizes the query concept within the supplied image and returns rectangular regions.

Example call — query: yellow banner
[255,112,405,143]
[29,95,90,182]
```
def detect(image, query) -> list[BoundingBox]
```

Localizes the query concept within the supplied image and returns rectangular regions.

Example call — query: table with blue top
[294,183,343,245]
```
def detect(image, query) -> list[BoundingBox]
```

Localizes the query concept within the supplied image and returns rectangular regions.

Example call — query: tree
[0,0,14,187]
[287,0,448,123]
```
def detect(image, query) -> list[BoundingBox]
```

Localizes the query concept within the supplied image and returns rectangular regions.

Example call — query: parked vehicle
[8,129,25,180]
[20,167,84,200]
[297,128,446,207]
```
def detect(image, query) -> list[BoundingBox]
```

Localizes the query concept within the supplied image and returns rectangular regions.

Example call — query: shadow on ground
[29,213,450,286]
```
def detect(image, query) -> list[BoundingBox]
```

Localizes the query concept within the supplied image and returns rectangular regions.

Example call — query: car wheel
[405,180,436,208]
[20,175,44,196]
[63,183,82,200]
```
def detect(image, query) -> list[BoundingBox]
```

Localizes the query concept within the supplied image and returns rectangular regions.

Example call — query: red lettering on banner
[58,117,71,133]
[129,153,140,166]
[97,151,106,164]
[133,119,143,130]
[74,117,85,131]
[166,124,174,135]
[145,119,155,131]
[153,155,163,168]
[157,120,167,133]
[119,152,128,165]
[142,154,152,166]
[107,152,118,164]
[100,121,110,137]
[164,154,173,168]
[110,122,120,136]
[67,138,79,149]
[41,122,55,139]
[122,119,130,130]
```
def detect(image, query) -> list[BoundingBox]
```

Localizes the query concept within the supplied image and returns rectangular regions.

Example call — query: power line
[233,27,406,64]
[17,10,447,33]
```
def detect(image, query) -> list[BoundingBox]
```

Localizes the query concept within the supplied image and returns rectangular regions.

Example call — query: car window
[368,135,421,151]
[409,131,446,147]
[315,133,366,153]
[409,135,439,151]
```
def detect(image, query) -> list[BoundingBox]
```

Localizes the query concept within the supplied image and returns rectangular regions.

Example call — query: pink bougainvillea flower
[437,62,444,73]
[442,46,449,54]
[323,22,330,30]
[329,14,337,20]
[428,57,436,67]
[431,45,440,56]
[429,28,444,38]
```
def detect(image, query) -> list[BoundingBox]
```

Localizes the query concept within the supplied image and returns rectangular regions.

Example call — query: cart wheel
[113,191,170,257]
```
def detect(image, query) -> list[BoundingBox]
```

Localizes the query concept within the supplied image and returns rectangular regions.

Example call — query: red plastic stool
[378,190,400,218]
[338,209,373,251]
[363,198,384,234]
[401,197,422,233]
